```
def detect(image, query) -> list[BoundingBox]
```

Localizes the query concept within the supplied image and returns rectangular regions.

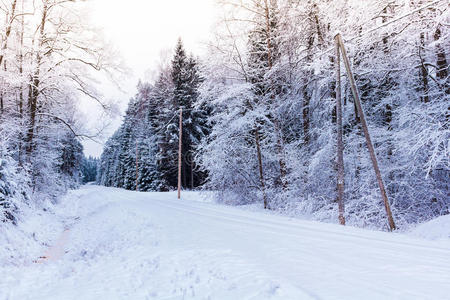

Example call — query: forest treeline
[0,0,114,223]
[97,40,210,191]
[99,0,449,230]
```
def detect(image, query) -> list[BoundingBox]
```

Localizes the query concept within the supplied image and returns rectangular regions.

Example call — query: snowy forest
[98,0,449,230]
[1,0,449,232]
[0,0,115,224]
[1,1,450,298]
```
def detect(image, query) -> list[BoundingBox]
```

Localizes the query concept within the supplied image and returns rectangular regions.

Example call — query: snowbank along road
[2,185,450,299]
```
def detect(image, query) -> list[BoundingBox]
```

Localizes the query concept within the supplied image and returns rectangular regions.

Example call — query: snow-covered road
[2,185,450,300]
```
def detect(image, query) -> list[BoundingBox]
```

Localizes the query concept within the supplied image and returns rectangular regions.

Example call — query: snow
[409,214,450,240]
[1,185,450,299]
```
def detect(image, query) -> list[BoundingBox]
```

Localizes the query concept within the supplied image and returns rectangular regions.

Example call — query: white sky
[81,0,218,157]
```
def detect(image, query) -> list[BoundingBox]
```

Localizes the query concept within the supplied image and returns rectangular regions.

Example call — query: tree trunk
[26,2,48,157]
[302,85,310,144]
[434,25,449,95]
[25,81,37,156]
[274,120,288,191]
[135,141,139,191]
[263,0,273,70]
[0,0,17,117]
[255,127,268,209]
[434,26,448,82]
[0,0,17,67]
[303,3,323,142]
[191,161,194,190]
[18,3,24,117]
[419,32,430,103]
[262,0,288,191]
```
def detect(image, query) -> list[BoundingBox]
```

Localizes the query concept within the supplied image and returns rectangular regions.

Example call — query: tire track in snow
[129,193,450,299]
[147,195,450,253]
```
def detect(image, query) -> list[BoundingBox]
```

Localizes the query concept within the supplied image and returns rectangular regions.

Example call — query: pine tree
[81,156,98,184]
[59,132,84,187]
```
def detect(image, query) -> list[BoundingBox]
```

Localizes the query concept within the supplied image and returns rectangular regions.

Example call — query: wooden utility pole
[335,36,346,225]
[335,33,396,231]
[135,141,139,192]
[177,108,183,199]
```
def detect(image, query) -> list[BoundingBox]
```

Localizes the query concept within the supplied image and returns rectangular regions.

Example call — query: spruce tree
[171,39,209,189]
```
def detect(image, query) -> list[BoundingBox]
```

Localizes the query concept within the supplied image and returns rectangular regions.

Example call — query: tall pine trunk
[263,0,288,191]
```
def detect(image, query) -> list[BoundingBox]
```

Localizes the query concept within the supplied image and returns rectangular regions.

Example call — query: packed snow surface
[2,185,450,300]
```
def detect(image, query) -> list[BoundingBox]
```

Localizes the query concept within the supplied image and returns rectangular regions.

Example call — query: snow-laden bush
[0,158,30,225]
